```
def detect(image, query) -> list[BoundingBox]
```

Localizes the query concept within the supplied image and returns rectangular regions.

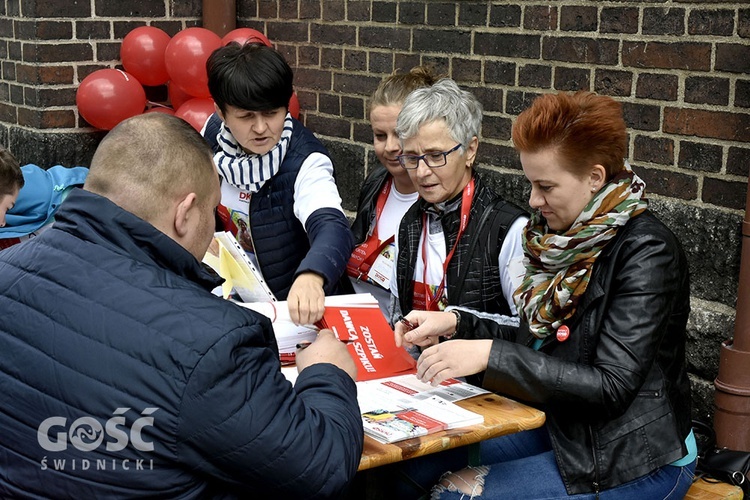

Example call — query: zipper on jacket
[589,425,601,498]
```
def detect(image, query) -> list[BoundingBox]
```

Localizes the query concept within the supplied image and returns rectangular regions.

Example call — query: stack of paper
[203,231,276,303]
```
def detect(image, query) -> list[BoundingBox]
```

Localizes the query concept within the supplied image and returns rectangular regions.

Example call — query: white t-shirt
[392,212,528,314]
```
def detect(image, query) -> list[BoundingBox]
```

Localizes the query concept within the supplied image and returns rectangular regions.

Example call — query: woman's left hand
[417,339,493,385]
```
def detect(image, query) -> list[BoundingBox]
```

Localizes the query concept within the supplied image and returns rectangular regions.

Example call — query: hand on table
[417,339,493,386]
[287,272,325,325]
[295,329,357,381]
[394,310,455,349]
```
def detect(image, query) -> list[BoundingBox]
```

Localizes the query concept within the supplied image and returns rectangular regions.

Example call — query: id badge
[367,242,396,289]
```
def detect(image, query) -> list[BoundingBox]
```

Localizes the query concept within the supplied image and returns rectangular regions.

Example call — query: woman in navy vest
[202,43,353,325]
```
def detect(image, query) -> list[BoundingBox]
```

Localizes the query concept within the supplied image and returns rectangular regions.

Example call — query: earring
[591,188,596,192]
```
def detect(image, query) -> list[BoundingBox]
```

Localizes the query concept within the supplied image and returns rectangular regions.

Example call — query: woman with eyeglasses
[389,78,528,330]
[348,66,439,316]
[393,91,694,499]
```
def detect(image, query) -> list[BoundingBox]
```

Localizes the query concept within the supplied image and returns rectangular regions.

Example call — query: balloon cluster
[76,27,298,131]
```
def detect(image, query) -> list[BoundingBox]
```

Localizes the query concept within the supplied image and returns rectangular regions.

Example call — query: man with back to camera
[0,113,364,499]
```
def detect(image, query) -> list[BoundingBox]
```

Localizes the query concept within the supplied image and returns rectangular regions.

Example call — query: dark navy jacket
[0,189,363,499]
[204,114,353,299]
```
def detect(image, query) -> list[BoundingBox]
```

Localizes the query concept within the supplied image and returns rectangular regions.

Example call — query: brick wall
[1,0,748,421]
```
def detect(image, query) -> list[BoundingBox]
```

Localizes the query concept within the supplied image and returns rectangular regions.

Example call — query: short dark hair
[0,147,24,196]
[207,42,293,114]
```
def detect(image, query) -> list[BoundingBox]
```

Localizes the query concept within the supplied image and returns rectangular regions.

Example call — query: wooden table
[358,392,546,471]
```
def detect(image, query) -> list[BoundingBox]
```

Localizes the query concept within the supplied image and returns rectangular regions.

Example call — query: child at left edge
[201,42,353,325]
[0,147,24,229]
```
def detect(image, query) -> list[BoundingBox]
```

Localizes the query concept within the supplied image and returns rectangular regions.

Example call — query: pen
[295,339,356,350]
[398,315,416,331]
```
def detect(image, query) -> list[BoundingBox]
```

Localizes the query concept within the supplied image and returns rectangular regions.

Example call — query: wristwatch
[444,310,461,340]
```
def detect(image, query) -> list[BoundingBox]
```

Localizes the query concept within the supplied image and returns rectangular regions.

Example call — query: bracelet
[444,310,460,340]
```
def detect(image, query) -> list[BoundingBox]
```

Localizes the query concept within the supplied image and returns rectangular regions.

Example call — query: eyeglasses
[397,143,463,170]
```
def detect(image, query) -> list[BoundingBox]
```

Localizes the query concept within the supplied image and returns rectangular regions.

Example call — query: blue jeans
[432,427,696,500]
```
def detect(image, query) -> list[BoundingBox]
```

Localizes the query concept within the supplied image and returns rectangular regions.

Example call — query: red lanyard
[347,179,394,279]
[420,178,475,310]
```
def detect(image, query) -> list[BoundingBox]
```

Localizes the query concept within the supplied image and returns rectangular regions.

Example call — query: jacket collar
[52,189,222,291]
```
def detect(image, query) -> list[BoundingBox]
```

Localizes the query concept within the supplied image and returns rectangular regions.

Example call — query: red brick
[342,96,365,120]
[344,49,367,72]
[601,7,638,34]
[740,9,750,38]
[280,0,298,20]
[679,141,722,173]
[727,147,750,177]
[372,1,396,23]
[422,56,449,77]
[427,3,457,26]
[634,135,674,165]
[334,73,381,96]
[321,47,342,69]
[23,0,91,17]
[15,20,72,40]
[353,122,372,144]
[459,2,488,27]
[543,37,619,65]
[524,5,558,31]
[622,42,711,71]
[636,73,678,101]
[637,166,697,200]
[346,1,369,22]
[688,9,735,36]
[561,5,597,32]
[16,64,74,85]
[621,102,660,131]
[506,91,541,115]
[267,21,308,42]
[312,23,357,46]
[702,177,747,211]
[489,4,521,28]
[295,68,332,91]
[555,66,590,92]
[477,143,521,171]
[737,80,750,108]
[470,86,503,113]
[322,0,346,21]
[306,114,350,138]
[319,94,340,115]
[595,69,633,97]
[394,54,422,75]
[475,33,540,58]
[413,28,471,54]
[359,26,410,50]
[299,45,320,66]
[664,108,750,142]
[369,52,394,74]
[716,44,750,74]
[258,0,278,19]
[643,7,685,35]
[453,58,482,84]
[482,115,512,141]
[94,0,164,17]
[23,43,93,63]
[685,77,729,106]
[0,102,17,123]
[519,64,551,88]
[18,107,75,129]
[399,3,426,25]
[485,60,516,86]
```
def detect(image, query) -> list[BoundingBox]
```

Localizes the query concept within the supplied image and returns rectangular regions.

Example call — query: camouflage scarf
[514,164,648,339]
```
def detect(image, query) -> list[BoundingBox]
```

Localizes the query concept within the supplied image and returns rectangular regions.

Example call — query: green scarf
[514,164,648,339]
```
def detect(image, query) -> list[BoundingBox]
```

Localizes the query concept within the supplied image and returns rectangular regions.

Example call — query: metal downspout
[714,181,750,451]
[203,0,236,37]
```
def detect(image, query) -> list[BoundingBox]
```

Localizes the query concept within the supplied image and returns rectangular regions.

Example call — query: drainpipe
[202,0,236,37]
[713,180,750,451]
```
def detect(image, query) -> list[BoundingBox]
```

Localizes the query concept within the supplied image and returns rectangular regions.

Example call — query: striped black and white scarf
[213,114,293,192]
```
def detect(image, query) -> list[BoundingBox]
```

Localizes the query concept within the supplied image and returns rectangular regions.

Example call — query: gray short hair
[395,78,483,149]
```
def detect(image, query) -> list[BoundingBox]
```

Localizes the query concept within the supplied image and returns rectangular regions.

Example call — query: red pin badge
[556,325,570,342]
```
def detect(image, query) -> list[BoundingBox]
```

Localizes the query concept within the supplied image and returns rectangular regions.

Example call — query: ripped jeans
[431,427,696,500]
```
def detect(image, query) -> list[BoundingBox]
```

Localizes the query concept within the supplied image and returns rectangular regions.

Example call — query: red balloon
[167,80,192,110]
[288,91,300,120]
[120,26,171,86]
[145,106,175,115]
[221,28,272,47]
[76,69,146,130]
[175,97,216,132]
[164,27,221,98]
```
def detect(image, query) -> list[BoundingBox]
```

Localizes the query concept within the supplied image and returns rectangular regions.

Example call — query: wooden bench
[686,478,743,500]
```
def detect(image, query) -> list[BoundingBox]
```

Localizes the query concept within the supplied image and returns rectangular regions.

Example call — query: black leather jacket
[455,210,692,495]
